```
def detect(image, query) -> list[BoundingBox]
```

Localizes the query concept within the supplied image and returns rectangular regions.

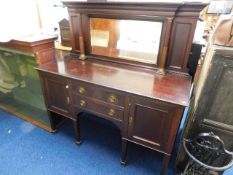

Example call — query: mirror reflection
[90,18,162,64]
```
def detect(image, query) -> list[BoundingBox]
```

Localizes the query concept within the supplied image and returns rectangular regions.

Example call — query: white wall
[0,0,40,41]
[0,0,209,42]
[0,0,68,42]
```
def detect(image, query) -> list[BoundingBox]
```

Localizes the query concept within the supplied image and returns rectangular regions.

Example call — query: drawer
[73,95,124,122]
[73,82,125,107]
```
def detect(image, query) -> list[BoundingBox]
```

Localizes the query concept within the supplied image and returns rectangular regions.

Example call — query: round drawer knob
[108,109,115,117]
[80,100,86,107]
[108,95,117,103]
[65,85,69,89]
[79,87,86,94]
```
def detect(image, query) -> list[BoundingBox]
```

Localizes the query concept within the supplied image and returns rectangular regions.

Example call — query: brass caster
[120,160,127,166]
[50,129,57,133]
[76,141,82,145]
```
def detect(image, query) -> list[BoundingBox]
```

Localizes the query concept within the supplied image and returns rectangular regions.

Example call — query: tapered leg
[48,111,56,132]
[218,171,224,175]
[73,116,81,144]
[160,154,170,175]
[120,139,128,165]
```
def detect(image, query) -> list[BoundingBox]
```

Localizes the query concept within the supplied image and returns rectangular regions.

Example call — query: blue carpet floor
[0,109,232,175]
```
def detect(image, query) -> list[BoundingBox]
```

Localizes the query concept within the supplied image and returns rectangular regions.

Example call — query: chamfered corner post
[120,138,128,165]
[73,115,82,145]
[159,17,173,75]
[160,154,171,175]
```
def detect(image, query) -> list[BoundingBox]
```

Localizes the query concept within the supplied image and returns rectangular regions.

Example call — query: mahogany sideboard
[36,1,206,174]
[37,58,191,174]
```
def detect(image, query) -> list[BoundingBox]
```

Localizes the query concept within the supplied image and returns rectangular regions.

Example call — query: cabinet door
[128,97,183,153]
[43,74,71,116]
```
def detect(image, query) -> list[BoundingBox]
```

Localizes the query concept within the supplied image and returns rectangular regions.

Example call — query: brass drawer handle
[108,109,115,117]
[78,86,86,94]
[108,95,117,103]
[80,100,86,107]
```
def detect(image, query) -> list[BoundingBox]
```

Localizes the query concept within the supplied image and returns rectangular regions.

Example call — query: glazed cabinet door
[42,74,71,116]
[128,97,184,153]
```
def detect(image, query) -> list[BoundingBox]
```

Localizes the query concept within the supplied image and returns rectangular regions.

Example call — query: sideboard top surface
[37,57,191,107]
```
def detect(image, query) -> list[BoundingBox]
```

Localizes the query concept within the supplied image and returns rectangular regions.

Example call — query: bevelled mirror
[90,18,162,64]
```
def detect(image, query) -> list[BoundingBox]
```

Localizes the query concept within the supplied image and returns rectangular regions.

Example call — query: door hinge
[67,97,70,104]
[129,116,133,126]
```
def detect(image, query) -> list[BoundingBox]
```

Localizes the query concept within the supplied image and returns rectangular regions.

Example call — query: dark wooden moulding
[36,1,206,175]
[0,36,57,65]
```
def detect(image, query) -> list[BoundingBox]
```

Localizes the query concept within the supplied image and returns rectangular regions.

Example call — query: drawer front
[73,95,124,122]
[73,82,125,107]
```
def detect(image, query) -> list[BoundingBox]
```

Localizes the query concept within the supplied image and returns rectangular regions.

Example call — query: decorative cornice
[63,1,208,17]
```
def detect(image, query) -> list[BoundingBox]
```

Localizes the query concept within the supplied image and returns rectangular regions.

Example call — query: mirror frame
[87,15,166,67]
[80,14,170,72]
